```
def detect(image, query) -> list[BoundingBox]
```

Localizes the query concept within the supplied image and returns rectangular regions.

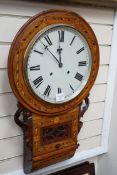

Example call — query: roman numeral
[74,72,83,81]
[33,76,43,88]
[70,36,76,45]
[44,35,52,46]
[69,84,74,92]
[76,47,84,54]
[78,61,87,66]
[33,50,43,55]
[44,85,51,96]
[30,65,40,71]
[58,31,64,42]
[58,88,62,94]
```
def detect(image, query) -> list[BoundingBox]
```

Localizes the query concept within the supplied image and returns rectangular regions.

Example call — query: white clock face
[25,25,92,104]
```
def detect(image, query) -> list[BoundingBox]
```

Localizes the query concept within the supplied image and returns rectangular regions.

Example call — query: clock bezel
[24,24,92,104]
[8,9,99,116]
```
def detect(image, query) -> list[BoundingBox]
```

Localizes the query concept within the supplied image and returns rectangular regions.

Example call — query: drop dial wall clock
[8,9,99,173]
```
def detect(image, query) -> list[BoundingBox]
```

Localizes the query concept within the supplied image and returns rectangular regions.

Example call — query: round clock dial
[25,25,92,104]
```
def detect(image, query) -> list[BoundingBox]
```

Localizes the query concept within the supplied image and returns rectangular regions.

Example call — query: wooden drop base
[14,96,89,173]
[17,107,79,173]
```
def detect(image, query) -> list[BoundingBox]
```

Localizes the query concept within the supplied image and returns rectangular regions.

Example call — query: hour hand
[57,45,63,68]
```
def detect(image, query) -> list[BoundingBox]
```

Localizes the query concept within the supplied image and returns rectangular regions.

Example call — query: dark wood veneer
[49,161,95,175]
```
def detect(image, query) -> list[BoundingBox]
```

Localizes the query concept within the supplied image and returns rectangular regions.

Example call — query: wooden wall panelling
[0,119,102,160]
[91,24,112,45]
[95,66,108,84]
[0,156,23,175]
[0,93,17,117]
[0,135,101,162]
[0,102,104,140]
[0,1,114,25]
[0,84,106,118]
[0,66,108,94]
[0,117,102,140]
[83,102,105,122]
[0,116,22,139]
[0,44,11,68]
[0,135,100,175]
[90,84,106,103]
[50,0,117,9]
[0,1,114,174]
[99,46,111,65]
[0,69,11,93]
[78,135,101,152]
[0,45,111,69]
[78,119,103,140]
[0,16,113,45]
[0,136,23,161]
[0,16,28,43]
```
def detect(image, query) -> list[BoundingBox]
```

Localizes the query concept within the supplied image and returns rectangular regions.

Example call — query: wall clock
[8,9,99,173]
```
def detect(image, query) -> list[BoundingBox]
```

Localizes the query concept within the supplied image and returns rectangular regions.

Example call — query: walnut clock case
[8,9,99,173]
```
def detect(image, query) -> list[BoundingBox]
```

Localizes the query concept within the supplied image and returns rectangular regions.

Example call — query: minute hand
[40,40,60,65]
[46,47,60,64]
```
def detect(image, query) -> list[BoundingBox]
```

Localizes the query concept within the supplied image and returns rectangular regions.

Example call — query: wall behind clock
[0,0,114,174]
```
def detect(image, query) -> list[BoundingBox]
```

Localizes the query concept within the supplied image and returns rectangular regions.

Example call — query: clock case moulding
[8,9,99,173]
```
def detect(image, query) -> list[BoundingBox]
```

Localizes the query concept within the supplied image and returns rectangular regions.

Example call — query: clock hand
[40,40,48,50]
[40,40,60,65]
[57,43,63,68]
[47,48,60,64]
